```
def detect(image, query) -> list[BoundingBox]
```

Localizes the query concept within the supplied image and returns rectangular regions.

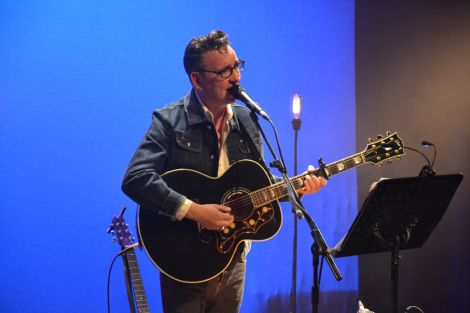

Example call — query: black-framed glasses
[197,60,245,79]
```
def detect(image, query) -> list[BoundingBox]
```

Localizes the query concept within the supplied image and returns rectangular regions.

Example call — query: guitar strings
[223,144,395,215]
[223,181,292,214]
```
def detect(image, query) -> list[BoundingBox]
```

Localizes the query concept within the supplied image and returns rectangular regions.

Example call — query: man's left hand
[299,165,327,195]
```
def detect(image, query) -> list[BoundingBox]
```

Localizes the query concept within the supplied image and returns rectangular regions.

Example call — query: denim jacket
[122,90,266,220]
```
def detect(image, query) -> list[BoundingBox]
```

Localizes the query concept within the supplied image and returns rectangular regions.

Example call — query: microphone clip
[419,165,436,177]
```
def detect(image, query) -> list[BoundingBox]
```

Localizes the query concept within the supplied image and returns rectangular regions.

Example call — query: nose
[229,67,241,85]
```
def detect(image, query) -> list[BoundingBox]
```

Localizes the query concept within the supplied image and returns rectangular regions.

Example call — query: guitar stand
[331,174,463,313]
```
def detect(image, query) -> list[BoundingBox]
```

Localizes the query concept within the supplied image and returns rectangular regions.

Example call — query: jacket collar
[184,89,241,132]
[184,89,209,126]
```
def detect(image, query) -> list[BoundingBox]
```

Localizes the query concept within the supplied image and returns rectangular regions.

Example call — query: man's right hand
[185,202,234,230]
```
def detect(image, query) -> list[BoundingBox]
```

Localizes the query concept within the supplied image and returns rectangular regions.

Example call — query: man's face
[191,45,241,108]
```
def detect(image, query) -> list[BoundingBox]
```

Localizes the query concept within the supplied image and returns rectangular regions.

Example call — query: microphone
[227,84,270,121]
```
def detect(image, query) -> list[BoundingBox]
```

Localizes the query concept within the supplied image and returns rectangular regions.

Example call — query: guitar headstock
[108,207,133,249]
[363,131,405,166]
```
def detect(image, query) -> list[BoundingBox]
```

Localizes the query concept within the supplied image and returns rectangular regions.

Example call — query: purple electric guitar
[109,207,150,313]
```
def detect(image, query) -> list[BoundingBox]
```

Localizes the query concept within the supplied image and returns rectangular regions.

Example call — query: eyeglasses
[197,60,245,79]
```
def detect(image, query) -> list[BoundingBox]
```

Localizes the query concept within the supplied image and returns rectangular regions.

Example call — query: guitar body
[137,159,282,283]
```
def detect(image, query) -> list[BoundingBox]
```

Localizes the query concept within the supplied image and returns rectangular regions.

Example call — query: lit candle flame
[292,94,302,119]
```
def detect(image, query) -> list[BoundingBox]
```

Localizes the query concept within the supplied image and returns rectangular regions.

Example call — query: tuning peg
[368,138,374,143]
[376,162,384,167]
[386,131,391,136]
[377,134,383,139]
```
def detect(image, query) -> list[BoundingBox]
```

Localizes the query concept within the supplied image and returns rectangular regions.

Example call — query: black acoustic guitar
[138,132,404,283]
[110,207,150,313]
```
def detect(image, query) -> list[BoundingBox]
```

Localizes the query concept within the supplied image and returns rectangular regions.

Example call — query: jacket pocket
[175,131,202,152]
[171,130,206,170]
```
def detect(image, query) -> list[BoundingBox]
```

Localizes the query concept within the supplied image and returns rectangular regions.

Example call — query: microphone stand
[290,117,303,313]
[247,111,342,313]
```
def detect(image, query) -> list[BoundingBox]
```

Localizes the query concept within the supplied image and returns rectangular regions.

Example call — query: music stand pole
[391,236,400,313]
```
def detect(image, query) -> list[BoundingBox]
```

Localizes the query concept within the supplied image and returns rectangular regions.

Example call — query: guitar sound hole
[223,188,253,221]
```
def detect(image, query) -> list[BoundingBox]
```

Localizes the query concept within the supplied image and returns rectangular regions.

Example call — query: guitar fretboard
[125,250,150,313]
[251,152,365,207]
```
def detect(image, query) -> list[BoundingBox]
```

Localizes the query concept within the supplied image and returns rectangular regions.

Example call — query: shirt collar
[194,90,234,124]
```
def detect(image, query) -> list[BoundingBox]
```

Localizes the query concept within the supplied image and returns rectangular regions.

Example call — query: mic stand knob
[419,165,436,177]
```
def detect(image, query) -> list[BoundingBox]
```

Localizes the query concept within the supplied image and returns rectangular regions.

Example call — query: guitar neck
[124,249,150,313]
[251,152,365,207]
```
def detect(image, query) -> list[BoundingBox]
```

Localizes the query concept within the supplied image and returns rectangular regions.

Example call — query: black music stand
[331,174,463,313]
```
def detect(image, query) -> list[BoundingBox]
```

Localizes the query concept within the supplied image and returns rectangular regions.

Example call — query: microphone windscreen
[227,84,243,99]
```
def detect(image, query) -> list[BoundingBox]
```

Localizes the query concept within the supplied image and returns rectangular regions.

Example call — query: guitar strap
[235,111,275,183]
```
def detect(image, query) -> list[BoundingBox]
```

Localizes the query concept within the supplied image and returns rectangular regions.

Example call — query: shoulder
[153,95,188,119]
[150,93,193,129]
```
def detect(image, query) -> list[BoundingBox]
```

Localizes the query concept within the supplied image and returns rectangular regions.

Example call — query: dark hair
[183,30,230,75]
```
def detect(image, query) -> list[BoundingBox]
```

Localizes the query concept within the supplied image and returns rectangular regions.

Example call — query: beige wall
[355,1,470,312]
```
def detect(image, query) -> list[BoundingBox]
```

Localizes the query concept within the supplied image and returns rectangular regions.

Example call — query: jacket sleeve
[121,111,185,221]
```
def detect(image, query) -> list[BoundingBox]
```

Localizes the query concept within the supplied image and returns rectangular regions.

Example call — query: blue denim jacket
[122,90,265,220]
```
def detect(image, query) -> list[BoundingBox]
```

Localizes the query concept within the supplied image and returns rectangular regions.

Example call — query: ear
[190,72,204,90]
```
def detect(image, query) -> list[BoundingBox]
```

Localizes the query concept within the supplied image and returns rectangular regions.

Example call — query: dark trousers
[160,253,246,313]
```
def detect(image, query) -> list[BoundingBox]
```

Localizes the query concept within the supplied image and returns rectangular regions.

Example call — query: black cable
[403,146,432,168]
[107,246,136,313]
[404,145,436,177]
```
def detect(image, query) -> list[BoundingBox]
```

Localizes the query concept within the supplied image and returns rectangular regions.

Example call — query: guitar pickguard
[216,190,274,254]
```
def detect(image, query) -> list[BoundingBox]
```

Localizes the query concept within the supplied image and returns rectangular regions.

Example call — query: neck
[207,104,227,121]
[194,91,228,121]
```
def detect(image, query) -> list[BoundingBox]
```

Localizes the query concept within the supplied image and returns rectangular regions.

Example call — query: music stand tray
[330,173,463,313]
[332,174,463,257]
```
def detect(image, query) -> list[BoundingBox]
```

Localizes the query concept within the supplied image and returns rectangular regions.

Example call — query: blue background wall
[0,1,357,312]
